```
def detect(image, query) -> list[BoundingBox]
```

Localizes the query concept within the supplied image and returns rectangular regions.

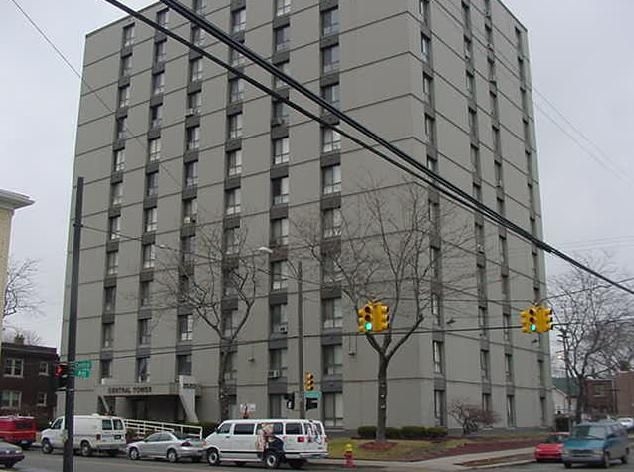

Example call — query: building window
[322,207,342,238]
[136,357,150,383]
[505,354,514,383]
[142,243,156,269]
[322,164,341,195]
[492,127,501,155]
[538,359,545,386]
[191,25,205,46]
[1,391,21,409]
[430,292,440,325]
[430,246,441,280]
[272,101,289,125]
[181,236,196,264]
[224,352,237,381]
[462,2,471,29]
[466,72,475,100]
[419,0,429,22]
[273,61,289,89]
[506,395,516,427]
[183,198,197,224]
[228,78,244,103]
[225,188,241,215]
[108,216,120,240]
[323,392,343,428]
[224,227,240,255]
[102,322,114,349]
[103,286,116,313]
[321,83,340,109]
[272,176,290,205]
[178,314,193,341]
[323,345,343,375]
[231,8,246,33]
[275,0,291,16]
[422,73,432,104]
[113,149,125,172]
[271,303,288,334]
[321,8,339,36]
[100,359,112,379]
[122,24,135,47]
[120,54,132,76]
[229,48,246,67]
[273,137,290,164]
[192,0,204,14]
[271,261,288,290]
[118,85,130,109]
[115,117,127,140]
[106,251,119,276]
[227,149,242,177]
[3,359,23,377]
[187,91,202,114]
[269,395,287,419]
[482,393,491,412]
[269,348,288,378]
[139,281,152,308]
[468,109,478,139]
[321,128,341,153]
[189,58,203,82]
[434,390,446,426]
[470,146,480,175]
[177,354,192,376]
[424,114,435,145]
[485,24,493,47]
[36,392,47,407]
[322,297,342,329]
[222,309,239,338]
[322,44,340,74]
[150,104,163,129]
[228,113,243,139]
[148,137,161,161]
[464,37,472,62]
[271,218,289,246]
[144,207,158,233]
[322,253,342,284]
[480,349,490,380]
[503,313,511,342]
[138,319,151,346]
[152,72,165,95]
[186,126,200,151]
[488,58,496,82]
[154,40,167,65]
[421,34,431,64]
[38,362,49,376]
[274,26,290,52]
[432,341,444,374]
[156,8,169,27]
[146,171,159,197]
[184,161,199,188]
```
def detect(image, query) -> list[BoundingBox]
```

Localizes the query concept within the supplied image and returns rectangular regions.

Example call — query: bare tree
[448,398,499,435]
[4,258,42,318]
[296,182,474,441]
[550,255,634,422]
[155,225,266,421]
[2,325,43,345]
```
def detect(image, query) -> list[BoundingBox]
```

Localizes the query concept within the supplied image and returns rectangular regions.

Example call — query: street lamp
[259,247,305,419]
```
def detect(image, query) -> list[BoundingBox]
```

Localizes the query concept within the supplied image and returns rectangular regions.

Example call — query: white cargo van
[41,414,126,457]
[203,418,327,469]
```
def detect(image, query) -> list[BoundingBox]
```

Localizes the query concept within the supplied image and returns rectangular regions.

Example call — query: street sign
[304,391,321,399]
[74,360,92,378]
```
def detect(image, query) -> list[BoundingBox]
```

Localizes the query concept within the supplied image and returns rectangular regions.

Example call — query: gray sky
[1,0,633,348]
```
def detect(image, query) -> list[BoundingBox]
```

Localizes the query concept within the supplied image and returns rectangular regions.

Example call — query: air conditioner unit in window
[268,369,281,379]
[184,216,192,224]
[279,325,288,334]
[477,244,485,253]
[497,180,504,188]
[185,108,195,116]
[271,118,284,126]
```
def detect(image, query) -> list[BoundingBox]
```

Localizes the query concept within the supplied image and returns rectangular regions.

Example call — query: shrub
[385,427,401,439]
[400,426,428,439]
[357,425,376,439]
[426,426,448,439]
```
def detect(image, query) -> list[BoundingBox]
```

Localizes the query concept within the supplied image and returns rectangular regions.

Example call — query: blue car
[562,421,629,468]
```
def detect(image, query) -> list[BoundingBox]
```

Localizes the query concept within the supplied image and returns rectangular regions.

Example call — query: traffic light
[306,398,318,410]
[304,372,314,392]
[536,306,553,333]
[357,303,373,333]
[284,393,295,410]
[373,302,390,333]
[54,362,70,390]
[520,307,537,334]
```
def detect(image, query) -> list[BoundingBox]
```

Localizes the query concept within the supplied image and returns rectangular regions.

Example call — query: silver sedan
[127,431,203,463]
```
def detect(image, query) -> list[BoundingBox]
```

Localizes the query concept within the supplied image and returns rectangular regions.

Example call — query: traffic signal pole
[297,260,305,419]
[63,177,84,472]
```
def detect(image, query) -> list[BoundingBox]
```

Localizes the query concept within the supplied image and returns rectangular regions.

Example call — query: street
[481,460,634,472]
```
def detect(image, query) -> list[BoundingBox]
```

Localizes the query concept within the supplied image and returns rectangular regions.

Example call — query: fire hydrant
[343,442,355,468]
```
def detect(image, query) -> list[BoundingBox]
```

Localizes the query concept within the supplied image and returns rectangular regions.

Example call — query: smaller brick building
[584,379,616,418]
[0,339,58,424]
[615,371,634,417]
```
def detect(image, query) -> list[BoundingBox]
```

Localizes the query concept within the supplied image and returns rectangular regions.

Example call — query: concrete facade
[62,0,551,431]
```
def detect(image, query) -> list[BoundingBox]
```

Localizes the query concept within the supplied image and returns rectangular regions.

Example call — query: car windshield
[571,425,606,439]
[174,432,197,440]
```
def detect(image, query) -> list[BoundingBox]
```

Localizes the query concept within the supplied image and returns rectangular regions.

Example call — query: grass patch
[328,437,470,460]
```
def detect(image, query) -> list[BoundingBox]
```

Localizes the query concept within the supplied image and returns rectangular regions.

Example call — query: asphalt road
[487,459,634,472]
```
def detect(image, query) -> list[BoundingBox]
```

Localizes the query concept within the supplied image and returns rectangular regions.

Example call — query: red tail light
[96,434,101,441]
[297,436,305,443]
[181,441,192,447]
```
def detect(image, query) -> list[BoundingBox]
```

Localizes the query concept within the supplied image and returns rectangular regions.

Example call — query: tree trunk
[375,355,389,442]
[575,379,584,424]
[217,348,229,422]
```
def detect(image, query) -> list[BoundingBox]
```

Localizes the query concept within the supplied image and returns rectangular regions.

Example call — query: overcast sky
[1,0,633,348]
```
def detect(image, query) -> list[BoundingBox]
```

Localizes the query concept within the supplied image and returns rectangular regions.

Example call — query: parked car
[562,421,629,468]
[0,440,24,469]
[203,418,328,469]
[127,431,203,463]
[0,416,36,449]
[617,417,634,432]
[533,432,568,462]
[40,414,126,457]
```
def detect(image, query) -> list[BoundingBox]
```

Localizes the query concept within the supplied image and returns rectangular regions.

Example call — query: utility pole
[558,328,572,431]
[63,177,83,472]
[297,260,305,419]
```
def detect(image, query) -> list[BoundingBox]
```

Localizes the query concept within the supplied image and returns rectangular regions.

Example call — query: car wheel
[207,448,220,466]
[264,451,280,469]
[167,449,178,463]
[4,462,15,469]
[288,459,306,469]
[128,447,140,460]
[80,441,92,457]
[41,439,53,454]
[602,451,610,468]
[622,449,629,464]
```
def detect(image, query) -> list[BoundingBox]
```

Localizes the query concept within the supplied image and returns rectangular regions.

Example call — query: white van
[41,414,126,457]
[203,418,328,469]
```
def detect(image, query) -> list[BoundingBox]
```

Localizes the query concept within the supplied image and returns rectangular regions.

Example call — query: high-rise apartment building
[62,0,551,431]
